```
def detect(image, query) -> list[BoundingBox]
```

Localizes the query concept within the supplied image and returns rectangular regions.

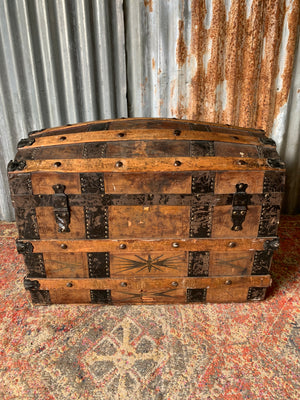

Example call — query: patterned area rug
[0,216,299,400]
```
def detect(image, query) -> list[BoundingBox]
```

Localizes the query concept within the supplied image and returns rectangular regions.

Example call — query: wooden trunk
[8,118,285,305]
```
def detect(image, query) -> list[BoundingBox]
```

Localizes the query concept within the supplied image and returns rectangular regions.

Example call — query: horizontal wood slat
[27,130,261,147]
[19,157,279,173]
[29,238,269,253]
[28,118,263,136]
[31,275,272,291]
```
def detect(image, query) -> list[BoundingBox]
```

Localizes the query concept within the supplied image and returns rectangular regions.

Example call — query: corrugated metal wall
[1,0,299,220]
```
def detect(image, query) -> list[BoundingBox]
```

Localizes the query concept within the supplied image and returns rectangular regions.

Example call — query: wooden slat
[33,275,272,291]
[108,205,190,239]
[110,251,187,277]
[35,206,85,239]
[214,171,264,194]
[29,237,268,253]
[211,205,262,238]
[111,288,186,304]
[44,253,89,278]
[27,130,261,148]
[20,157,277,173]
[28,117,263,137]
[104,172,192,194]
[206,287,250,303]
[209,252,254,276]
[31,172,81,194]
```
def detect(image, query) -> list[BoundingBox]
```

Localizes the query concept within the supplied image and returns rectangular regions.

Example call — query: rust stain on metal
[221,1,247,127]
[256,0,286,134]
[172,95,187,119]
[186,0,300,136]
[144,0,153,12]
[176,20,188,68]
[273,0,300,124]
[188,0,208,121]
[189,0,227,122]
[236,1,264,129]
[152,58,155,70]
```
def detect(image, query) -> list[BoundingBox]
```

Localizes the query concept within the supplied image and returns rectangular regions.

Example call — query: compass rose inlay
[113,253,185,274]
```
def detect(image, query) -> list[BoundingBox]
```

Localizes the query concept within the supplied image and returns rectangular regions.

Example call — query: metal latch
[52,184,70,233]
[231,183,250,231]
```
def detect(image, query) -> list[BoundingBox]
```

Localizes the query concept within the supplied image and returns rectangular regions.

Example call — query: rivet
[118,132,125,137]
[115,161,123,168]
[60,243,67,249]
[119,243,126,249]
[174,130,181,136]
[234,226,240,231]
[171,281,178,287]
[59,136,67,141]
[238,183,244,189]
[237,160,246,166]
[225,280,232,285]
[174,160,181,167]
[120,282,127,287]
[54,162,61,168]
[172,242,179,248]
[66,282,73,287]
[228,241,237,248]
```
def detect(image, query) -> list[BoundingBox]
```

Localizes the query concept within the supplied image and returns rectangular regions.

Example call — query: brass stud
[171,281,178,287]
[120,282,127,287]
[225,280,232,285]
[237,160,246,166]
[172,242,179,248]
[119,243,126,249]
[174,160,181,167]
[66,282,73,287]
[59,136,67,141]
[115,161,123,168]
[60,243,67,249]
[54,162,61,168]
[228,241,237,248]
[118,132,125,137]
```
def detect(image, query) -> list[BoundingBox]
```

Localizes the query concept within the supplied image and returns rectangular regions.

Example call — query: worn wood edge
[26,130,261,148]
[28,238,268,253]
[17,157,281,174]
[28,118,264,136]
[28,275,272,291]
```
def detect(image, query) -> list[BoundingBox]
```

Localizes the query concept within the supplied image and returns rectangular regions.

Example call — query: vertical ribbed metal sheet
[0,0,127,220]
[1,0,299,220]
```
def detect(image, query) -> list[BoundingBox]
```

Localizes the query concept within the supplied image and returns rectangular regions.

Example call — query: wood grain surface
[33,275,271,290]
[108,205,190,239]
[20,157,275,173]
[104,172,192,194]
[27,130,261,147]
[29,237,269,253]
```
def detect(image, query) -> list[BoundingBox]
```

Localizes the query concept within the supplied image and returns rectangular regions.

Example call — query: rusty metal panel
[1,0,299,220]
[125,0,300,212]
[0,0,127,220]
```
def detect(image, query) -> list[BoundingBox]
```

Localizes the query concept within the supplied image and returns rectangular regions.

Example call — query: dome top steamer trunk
[8,118,285,305]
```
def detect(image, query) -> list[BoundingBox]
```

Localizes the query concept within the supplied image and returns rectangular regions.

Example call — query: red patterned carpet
[0,215,299,400]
